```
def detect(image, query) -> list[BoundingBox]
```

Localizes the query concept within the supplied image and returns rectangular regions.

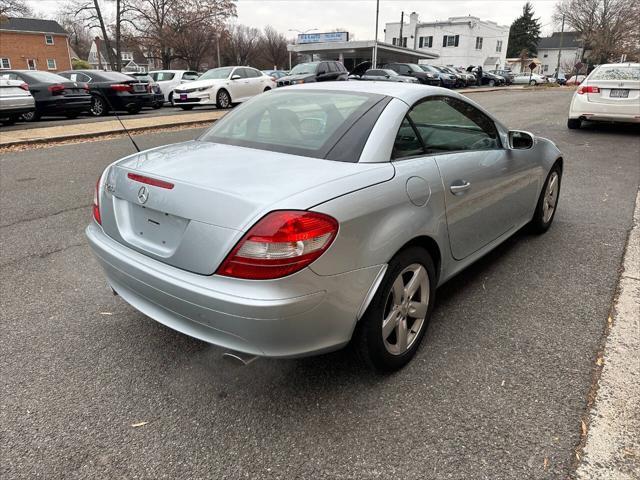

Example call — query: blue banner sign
[297,32,349,44]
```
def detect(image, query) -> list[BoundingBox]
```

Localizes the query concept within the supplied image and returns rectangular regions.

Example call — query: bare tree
[554,0,640,63]
[67,0,118,70]
[58,13,94,59]
[261,25,288,69]
[0,0,33,18]
[222,23,263,66]
[128,0,235,69]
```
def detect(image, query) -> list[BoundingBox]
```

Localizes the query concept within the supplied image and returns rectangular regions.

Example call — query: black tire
[90,96,108,116]
[152,102,162,109]
[168,92,175,106]
[567,118,581,129]
[488,79,496,87]
[21,110,41,122]
[529,80,537,86]
[1,115,18,125]
[126,105,141,115]
[263,87,271,92]
[180,105,194,111]
[529,164,562,234]
[353,246,436,372]
[216,89,231,109]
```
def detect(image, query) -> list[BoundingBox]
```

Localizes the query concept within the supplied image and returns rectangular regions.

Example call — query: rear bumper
[569,94,640,123]
[86,223,382,358]
[107,93,155,110]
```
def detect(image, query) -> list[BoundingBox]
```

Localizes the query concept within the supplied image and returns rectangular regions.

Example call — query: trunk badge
[137,186,149,204]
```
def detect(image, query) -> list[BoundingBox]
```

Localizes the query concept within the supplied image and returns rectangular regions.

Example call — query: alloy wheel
[382,263,429,355]
[90,97,104,116]
[217,91,230,108]
[543,171,559,223]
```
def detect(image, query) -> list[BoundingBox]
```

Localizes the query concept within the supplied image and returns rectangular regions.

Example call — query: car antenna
[96,82,141,153]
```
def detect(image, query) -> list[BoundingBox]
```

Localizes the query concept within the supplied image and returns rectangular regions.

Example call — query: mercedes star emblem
[137,186,149,204]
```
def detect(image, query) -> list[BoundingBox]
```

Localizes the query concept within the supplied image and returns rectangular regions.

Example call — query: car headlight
[292,79,305,85]
[197,86,210,92]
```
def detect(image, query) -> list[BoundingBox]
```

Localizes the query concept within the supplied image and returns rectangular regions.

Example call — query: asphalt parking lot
[1,89,639,479]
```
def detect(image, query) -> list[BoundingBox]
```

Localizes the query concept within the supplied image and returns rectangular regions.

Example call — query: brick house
[0,17,72,72]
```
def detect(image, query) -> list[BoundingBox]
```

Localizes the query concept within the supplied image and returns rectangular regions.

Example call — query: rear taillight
[577,85,600,94]
[217,211,339,280]
[48,84,65,95]
[93,177,102,225]
[19,83,29,91]
[111,83,133,92]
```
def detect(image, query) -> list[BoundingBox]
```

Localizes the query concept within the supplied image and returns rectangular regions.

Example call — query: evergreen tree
[507,2,542,57]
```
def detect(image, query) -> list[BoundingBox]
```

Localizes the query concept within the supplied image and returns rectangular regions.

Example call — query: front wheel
[488,79,495,87]
[354,247,436,372]
[529,165,562,234]
[21,110,41,122]
[529,80,537,86]
[216,89,231,109]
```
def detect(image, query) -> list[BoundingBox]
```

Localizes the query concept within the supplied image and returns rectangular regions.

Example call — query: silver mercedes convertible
[87,82,562,371]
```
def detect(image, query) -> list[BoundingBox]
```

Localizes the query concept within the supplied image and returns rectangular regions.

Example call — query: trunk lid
[586,79,640,106]
[100,141,394,275]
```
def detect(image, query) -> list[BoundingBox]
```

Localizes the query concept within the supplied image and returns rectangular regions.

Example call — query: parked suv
[148,70,200,105]
[383,63,440,86]
[489,69,515,85]
[277,61,348,86]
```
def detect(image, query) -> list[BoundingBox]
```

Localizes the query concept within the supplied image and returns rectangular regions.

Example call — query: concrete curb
[576,190,640,479]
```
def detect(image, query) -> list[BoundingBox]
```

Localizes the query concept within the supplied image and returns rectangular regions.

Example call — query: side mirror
[385,74,390,78]
[509,130,534,150]
[231,74,241,80]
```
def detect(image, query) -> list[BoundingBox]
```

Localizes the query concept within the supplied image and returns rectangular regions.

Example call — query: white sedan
[568,63,640,129]
[148,70,200,105]
[172,66,276,110]
[512,72,548,86]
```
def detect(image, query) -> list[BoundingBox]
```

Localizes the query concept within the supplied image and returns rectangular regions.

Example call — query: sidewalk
[0,85,529,148]
[0,110,227,147]
[576,190,640,479]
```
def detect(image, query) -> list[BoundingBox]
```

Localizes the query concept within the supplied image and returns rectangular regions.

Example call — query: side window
[246,68,260,78]
[408,97,501,153]
[327,62,337,73]
[183,72,199,80]
[392,117,424,159]
[318,62,329,74]
[399,65,411,75]
[234,68,248,79]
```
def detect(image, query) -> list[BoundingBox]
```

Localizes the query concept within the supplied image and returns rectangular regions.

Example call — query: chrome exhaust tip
[222,351,258,366]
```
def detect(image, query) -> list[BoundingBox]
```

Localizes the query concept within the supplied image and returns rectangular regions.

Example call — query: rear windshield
[150,72,175,81]
[199,90,383,159]
[591,65,640,81]
[91,71,137,82]
[22,71,69,83]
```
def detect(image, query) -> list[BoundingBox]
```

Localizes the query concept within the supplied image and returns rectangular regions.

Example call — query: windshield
[289,63,318,75]
[150,72,175,81]
[420,65,438,74]
[591,65,640,81]
[199,90,382,159]
[199,67,233,80]
[22,71,69,83]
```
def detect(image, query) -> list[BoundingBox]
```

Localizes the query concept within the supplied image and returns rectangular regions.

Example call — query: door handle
[450,181,471,195]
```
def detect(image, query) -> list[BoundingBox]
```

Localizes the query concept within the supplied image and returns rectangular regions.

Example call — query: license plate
[610,89,629,98]
[133,84,146,92]
[180,94,187,101]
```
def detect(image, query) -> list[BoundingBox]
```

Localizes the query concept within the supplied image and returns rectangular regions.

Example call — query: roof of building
[288,40,438,61]
[0,17,68,35]
[538,31,583,49]
[91,38,149,66]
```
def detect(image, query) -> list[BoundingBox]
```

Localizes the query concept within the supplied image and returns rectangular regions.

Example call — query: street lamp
[288,28,318,69]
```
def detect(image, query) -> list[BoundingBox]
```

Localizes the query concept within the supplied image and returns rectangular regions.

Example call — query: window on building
[543,53,548,58]
[27,59,37,70]
[443,35,459,47]
[392,38,396,46]
[475,37,483,49]
[419,36,433,48]
[47,59,57,70]
[45,34,54,45]
[0,58,10,69]
[121,52,133,61]
[543,64,549,72]
[496,40,503,52]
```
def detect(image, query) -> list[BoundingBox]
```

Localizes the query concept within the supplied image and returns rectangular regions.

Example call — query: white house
[537,31,586,75]
[384,13,510,69]
[87,37,153,72]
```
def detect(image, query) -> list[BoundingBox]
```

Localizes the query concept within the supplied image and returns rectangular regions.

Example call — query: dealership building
[287,31,438,71]
[384,13,510,70]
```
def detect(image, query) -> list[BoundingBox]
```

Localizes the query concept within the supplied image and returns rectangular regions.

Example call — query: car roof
[285,81,462,105]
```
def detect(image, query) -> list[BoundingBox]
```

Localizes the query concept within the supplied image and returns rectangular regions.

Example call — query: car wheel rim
[543,172,559,223]
[22,111,34,121]
[91,98,103,116]
[382,263,429,356]
[219,92,229,108]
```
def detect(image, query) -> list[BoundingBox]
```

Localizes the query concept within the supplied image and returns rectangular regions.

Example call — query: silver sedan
[87,82,562,371]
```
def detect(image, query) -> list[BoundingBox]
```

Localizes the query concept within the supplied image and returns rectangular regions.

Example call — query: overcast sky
[27,0,561,39]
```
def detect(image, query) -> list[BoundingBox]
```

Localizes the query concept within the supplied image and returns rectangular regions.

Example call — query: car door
[229,67,251,100]
[245,68,265,96]
[407,96,536,260]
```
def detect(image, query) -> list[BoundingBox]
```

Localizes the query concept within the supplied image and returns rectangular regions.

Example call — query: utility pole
[555,13,565,76]
[373,0,380,68]
[399,11,404,47]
